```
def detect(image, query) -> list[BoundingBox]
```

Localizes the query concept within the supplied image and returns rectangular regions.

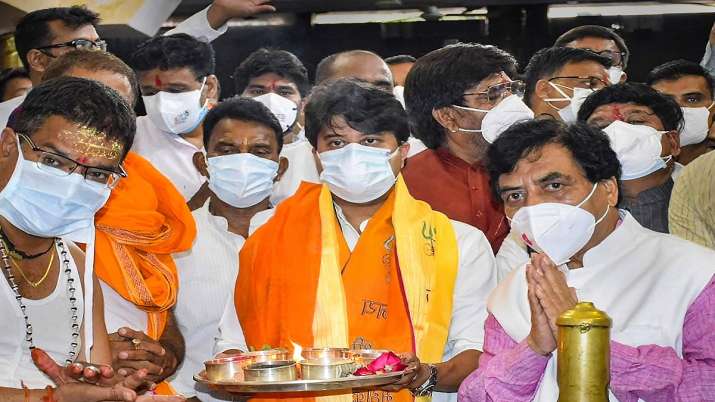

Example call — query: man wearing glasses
[402,43,529,252]
[523,46,611,124]
[554,25,630,85]
[1,1,277,128]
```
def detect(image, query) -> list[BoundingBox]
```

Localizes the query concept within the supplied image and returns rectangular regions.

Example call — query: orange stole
[237,183,415,402]
[342,192,414,402]
[94,152,196,395]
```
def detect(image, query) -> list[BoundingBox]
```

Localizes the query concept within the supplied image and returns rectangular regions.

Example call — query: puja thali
[194,369,403,393]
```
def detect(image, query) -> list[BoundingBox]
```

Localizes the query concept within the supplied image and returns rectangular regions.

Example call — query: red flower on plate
[353,352,407,376]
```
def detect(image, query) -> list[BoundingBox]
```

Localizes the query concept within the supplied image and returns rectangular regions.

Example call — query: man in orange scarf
[235,79,498,402]
[43,49,196,395]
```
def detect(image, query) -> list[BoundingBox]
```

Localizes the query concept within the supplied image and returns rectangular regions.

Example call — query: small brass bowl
[301,347,350,361]
[241,349,290,363]
[349,349,389,367]
[301,359,355,380]
[244,360,298,382]
[204,355,253,382]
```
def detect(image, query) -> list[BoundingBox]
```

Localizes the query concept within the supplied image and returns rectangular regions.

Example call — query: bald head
[315,50,393,92]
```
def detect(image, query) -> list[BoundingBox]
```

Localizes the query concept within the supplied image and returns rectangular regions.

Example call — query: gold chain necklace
[9,248,54,288]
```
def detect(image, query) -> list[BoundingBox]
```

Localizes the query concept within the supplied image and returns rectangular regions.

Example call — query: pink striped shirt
[458,275,715,402]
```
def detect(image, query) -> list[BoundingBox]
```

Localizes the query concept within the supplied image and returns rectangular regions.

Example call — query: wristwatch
[410,364,438,397]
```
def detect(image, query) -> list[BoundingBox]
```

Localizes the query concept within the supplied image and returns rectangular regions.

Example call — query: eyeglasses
[36,39,107,53]
[462,80,526,104]
[580,48,625,67]
[18,133,126,189]
[549,76,608,91]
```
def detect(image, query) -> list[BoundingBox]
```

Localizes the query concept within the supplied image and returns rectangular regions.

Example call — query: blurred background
[2,0,714,99]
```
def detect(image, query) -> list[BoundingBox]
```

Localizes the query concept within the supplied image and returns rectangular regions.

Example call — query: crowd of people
[0,0,714,401]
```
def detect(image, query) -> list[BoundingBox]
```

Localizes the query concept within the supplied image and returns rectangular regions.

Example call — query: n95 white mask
[680,104,713,146]
[602,120,671,181]
[254,92,298,133]
[509,183,608,265]
[318,143,398,204]
[143,77,208,135]
[544,83,593,123]
[452,94,535,143]
[207,153,279,208]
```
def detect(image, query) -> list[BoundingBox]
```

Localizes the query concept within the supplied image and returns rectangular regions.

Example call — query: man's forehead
[138,67,198,84]
[590,103,654,118]
[559,60,608,77]
[652,75,710,96]
[47,20,99,42]
[210,119,277,146]
[332,54,391,80]
[467,72,508,92]
[567,36,618,52]
[249,73,297,88]
[499,143,581,185]
[32,115,122,165]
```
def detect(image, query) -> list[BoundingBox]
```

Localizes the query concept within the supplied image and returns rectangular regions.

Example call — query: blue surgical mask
[0,141,111,237]
[318,143,399,203]
[207,153,279,208]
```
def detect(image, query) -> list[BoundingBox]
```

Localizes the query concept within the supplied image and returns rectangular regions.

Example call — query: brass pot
[301,347,350,361]
[241,349,290,363]
[556,302,612,402]
[244,360,298,382]
[204,355,253,382]
[300,359,355,380]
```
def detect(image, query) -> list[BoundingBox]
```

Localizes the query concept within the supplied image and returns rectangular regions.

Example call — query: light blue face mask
[0,138,111,237]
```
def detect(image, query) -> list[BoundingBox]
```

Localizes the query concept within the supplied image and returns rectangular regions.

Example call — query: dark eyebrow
[537,172,569,184]
[498,184,523,195]
[682,92,705,97]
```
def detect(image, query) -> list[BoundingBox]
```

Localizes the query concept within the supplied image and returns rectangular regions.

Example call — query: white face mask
[680,104,713,146]
[0,141,111,237]
[509,183,609,265]
[452,94,535,143]
[253,92,298,133]
[207,153,279,208]
[608,66,624,85]
[393,86,406,108]
[602,120,672,180]
[142,77,208,135]
[318,143,398,204]
[544,83,594,123]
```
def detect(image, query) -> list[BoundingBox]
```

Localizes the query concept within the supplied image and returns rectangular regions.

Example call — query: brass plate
[194,369,403,394]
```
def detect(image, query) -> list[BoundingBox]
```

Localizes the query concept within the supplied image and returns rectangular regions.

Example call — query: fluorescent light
[548,2,715,19]
[311,8,487,25]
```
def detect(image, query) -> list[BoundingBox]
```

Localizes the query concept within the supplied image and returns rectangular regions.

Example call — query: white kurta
[169,200,273,401]
[270,138,320,205]
[488,211,715,402]
[334,206,497,402]
[0,94,25,129]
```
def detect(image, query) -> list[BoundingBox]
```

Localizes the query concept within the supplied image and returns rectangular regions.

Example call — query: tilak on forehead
[155,74,162,87]
[610,104,625,121]
[58,125,122,161]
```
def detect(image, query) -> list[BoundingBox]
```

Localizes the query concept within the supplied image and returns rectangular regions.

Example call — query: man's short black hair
[404,42,517,149]
[14,6,100,69]
[578,82,684,132]
[314,50,384,85]
[646,59,715,100]
[554,25,630,68]
[487,119,622,203]
[43,49,138,106]
[385,55,417,65]
[202,96,283,152]
[129,33,215,79]
[0,68,30,101]
[9,76,136,160]
[304,78,410,148]
[523,46,612,107]
[233,48,309,97]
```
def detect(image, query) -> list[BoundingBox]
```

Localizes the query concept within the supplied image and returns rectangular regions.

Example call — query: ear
[275,156,289,182]
[312,147,323,174]
[193,151,208,178]
[665,130,681,158]
[602,177,619,208]
[534,79,551,100]
[0,127,18,158]
[26,49,51,74]
[204,74,220,104]
[432,107,458,133]
[398,141,410,167]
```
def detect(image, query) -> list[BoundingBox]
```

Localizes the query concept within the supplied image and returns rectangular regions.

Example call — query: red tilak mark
[77,156,89,164]
[154,75,162,87]
[611,105,624,121]
[267,80,279,91]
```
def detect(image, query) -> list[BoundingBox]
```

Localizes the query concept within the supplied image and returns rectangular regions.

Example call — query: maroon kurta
[403,148,508,252]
